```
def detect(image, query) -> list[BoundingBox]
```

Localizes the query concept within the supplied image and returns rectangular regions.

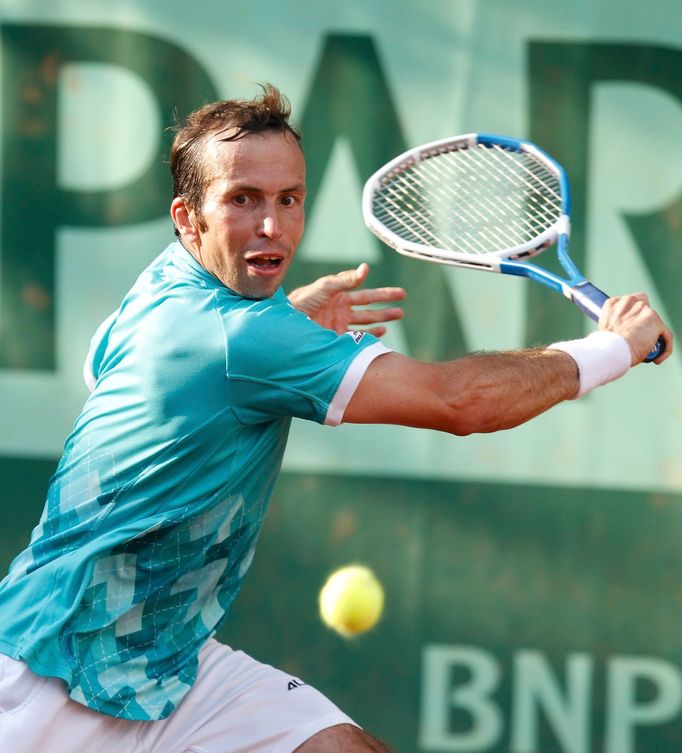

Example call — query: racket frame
[363,132,663,359]
[363,133,605,319]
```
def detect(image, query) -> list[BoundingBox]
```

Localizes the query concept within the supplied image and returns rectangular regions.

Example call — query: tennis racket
[362,133,664,362]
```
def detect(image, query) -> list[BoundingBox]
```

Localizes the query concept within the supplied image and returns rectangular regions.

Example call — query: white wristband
[548,331,632,397]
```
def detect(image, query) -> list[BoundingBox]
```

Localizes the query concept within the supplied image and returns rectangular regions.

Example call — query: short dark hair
[169,84,301,235]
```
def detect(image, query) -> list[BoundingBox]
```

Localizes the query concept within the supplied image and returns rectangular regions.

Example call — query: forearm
[432,349,578,435]
[344,348,579,435]
[344,292,670,434]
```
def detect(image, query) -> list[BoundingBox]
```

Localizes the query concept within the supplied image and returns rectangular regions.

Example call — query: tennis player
[0,85,671,753]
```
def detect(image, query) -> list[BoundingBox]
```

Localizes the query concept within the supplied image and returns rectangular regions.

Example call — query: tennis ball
[319,564,384,637]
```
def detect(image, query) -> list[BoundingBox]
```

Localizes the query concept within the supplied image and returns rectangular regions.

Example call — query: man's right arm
[342,293,672,435]
[342,348,578,435]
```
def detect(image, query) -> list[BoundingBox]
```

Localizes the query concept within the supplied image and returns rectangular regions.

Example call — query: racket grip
[645,336,665,363]
[570,281,608,321]
[571,282,664,364]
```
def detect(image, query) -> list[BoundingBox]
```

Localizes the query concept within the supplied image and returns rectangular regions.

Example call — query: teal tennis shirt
[0,242,389,720]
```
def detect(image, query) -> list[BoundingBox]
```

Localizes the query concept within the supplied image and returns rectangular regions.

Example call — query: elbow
[440,395,501,437]
[436,412,477,438]
[444,419,487,438]
[443,413,476,437]
[450,426,475,437]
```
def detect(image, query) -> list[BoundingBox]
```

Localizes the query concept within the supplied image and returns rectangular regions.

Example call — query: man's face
[188,130,306,298]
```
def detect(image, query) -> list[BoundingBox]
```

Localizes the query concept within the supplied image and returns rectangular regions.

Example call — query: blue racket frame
[475,134,663,361]
[475,135,607,321]
[364,132,663,362]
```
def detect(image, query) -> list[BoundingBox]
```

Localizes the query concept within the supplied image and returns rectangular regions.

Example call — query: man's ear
[170,197,200,244]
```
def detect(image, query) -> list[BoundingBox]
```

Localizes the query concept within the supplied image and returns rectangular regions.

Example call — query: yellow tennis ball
[319,565,384,637]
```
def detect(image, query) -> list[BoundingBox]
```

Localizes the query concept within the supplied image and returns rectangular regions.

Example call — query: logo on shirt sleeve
[347,330,366,344]
[287,677,306,691]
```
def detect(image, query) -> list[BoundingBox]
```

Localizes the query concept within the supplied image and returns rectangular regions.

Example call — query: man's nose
[257,209,282,239]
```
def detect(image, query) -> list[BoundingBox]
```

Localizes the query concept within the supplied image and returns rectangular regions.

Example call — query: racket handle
[645,336,666,363]
[570,281,664,363]
[570,281,608,320]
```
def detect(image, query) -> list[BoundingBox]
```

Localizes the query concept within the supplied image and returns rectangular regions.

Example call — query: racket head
[362,133,571,270]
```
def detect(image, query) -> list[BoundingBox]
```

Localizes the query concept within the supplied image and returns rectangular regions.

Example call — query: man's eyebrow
[219,182,306,194]
[281,183,307,194]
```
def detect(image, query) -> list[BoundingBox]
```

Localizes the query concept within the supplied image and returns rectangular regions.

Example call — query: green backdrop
[0,2,680,751]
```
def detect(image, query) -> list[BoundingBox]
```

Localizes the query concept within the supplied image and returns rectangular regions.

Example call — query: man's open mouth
[248,256,283,269]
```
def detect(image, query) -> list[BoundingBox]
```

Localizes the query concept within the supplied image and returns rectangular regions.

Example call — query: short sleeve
[222,296,390,425]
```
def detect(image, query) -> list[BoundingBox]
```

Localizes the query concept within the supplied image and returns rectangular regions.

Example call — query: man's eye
[233,195,249,206]
[281,196,297,206]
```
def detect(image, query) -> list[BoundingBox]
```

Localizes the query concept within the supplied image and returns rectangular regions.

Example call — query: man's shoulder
[220,288,321,333]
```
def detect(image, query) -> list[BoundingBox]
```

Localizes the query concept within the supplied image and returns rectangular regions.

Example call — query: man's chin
[237,278,282,299]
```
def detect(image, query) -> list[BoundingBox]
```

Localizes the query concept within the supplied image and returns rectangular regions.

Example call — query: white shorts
[0,640,357,753]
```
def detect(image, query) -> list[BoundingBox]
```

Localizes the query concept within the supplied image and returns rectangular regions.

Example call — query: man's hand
[288,263,406,336]
[598,293,673,365]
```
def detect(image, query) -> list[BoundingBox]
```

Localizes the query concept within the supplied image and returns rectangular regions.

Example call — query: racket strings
[415,147,561,248]
[401,164,521,254]
[461,148,557,243]
[374,171,448,250]
[372,144,563,255]
[467,146,562,233]
[422,152,545,250]
[376,170,502,255]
